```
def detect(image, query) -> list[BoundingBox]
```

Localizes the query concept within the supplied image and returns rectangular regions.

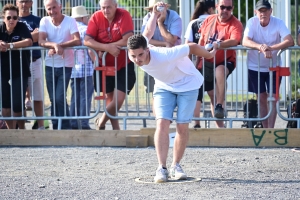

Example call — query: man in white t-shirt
[39,0,80,129]
[242,0,294,128]
[127,2,217,183]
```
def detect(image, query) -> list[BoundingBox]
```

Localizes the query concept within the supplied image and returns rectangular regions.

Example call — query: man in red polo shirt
[84,0,135,130]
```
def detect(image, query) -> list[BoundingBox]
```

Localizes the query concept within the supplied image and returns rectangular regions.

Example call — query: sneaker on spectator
[154,165,168,183]
[170,163,187,180]
[214,104,224,118]
[193,124,201,128]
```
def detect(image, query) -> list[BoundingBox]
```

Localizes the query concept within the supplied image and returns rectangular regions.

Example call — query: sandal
[95,118,105,130]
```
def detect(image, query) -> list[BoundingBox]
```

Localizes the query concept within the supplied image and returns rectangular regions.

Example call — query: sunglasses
[219,5,233,11]
[6,16,18,20]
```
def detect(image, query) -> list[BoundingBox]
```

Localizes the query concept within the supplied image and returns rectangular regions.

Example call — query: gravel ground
[1,147,300,199]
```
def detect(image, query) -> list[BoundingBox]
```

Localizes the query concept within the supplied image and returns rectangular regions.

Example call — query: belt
[32,57,41,62]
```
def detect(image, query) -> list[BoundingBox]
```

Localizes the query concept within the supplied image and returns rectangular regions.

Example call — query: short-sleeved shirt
[86,8,134,71]
[130,44,203,92]
[198,14,243,69]
[184,14,209,44]
[39,15,79,67]
[19,14,41,59]
[71,21,93,78]
[244,16,291,72]
[0,22,32,78]
[141,10,182,45]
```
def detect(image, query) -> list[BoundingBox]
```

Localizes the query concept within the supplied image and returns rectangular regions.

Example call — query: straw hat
[144,0,171,10]
[71,5,89,18]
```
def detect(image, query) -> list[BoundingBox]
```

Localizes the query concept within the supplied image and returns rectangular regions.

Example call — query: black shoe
[214,104,224,118]
[193,124,201,128]
[82,126,92,130]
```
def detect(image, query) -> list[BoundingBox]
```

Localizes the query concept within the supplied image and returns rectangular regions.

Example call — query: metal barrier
[100,46,300,129]
[1,45,299,129]
[0,46,100,130]
[277,46,300,128]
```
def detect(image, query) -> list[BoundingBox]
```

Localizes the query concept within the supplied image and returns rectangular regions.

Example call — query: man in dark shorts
[243,0,294,128]
[197,0,243,128]
[84,0,136,130]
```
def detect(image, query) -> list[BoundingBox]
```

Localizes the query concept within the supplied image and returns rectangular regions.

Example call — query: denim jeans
[45,66,72,129]
[70,76,94,128]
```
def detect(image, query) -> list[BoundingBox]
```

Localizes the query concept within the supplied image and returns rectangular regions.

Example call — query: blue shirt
[141,10,182,45]
[71,21,94,78]
[19,14,41,59]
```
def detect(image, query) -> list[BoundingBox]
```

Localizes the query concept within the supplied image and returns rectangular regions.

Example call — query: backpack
[241,99,263,128]
[286,98,300,128]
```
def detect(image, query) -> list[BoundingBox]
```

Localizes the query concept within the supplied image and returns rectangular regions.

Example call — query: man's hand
[156,3,167,23]
[48,49,56,56]
[54,43,64,55]
[106,44,121,57]
[259,44,273,59]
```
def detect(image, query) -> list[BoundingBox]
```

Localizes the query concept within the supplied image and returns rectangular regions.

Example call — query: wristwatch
[9,43,14,50]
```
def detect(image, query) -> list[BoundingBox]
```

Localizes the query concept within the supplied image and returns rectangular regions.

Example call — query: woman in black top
[0,4,32,129]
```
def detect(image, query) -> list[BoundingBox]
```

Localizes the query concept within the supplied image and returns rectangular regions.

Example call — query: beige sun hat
[71,5,89,18]
[144,0,171,10]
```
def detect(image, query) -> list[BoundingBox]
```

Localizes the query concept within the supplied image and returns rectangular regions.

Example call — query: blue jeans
[70,76,94,128]
[153,87,198,123]
[45,66,72,129]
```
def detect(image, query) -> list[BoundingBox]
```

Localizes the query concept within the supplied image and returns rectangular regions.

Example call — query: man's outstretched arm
[188,43,217,60]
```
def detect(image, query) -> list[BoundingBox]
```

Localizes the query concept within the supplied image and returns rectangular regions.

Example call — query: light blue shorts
[153,87,198,123]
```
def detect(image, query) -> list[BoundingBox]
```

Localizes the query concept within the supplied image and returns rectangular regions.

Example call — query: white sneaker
[154,165,168,183]
[170,163,187,180]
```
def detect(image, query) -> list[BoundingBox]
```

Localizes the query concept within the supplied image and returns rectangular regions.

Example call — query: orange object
[94,65,116,100]
[269,66,291,100]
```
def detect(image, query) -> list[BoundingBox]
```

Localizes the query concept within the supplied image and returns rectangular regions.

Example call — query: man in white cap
[243,0,294,128]
[141,0,182,105]
[70,6,94,130]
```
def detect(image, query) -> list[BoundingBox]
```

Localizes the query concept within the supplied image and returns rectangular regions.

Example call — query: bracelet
[217,42,220,49]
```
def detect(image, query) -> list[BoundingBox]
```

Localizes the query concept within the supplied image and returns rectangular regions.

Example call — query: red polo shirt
[86,8,134,70]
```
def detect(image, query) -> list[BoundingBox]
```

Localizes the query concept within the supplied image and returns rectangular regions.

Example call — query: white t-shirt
[244,16,290,72]
[133,44,203,92]
[184,14,209,42]
[39,15,79,67]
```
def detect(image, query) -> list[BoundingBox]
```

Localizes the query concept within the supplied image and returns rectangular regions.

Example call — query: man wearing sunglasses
[243,0,294,128]
[197,0,243,128]
[16,0,45,130]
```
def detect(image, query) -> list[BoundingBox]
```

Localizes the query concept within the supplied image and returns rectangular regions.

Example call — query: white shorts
[28,58,44,101]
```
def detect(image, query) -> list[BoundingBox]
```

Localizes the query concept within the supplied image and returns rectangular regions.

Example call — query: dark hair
[2,4,19,16]
[191,0,215,20]
[127,34,148,50]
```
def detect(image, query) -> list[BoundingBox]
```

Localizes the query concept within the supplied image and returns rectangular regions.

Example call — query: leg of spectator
[70,78,80,129]
[172,123,189,166]
[207,90,224,128]
[215,65,228,105]
[155,119,170,168]
[33,101,44,128]
[56,67,72,129]
[97,89,126,130]
[193,101,201,127]
[79,76,94,129]
[2,108,15,129]
[45,66,58,129]
[268,93,277,128]
[258,92,269,128]
[12,77,27,129]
